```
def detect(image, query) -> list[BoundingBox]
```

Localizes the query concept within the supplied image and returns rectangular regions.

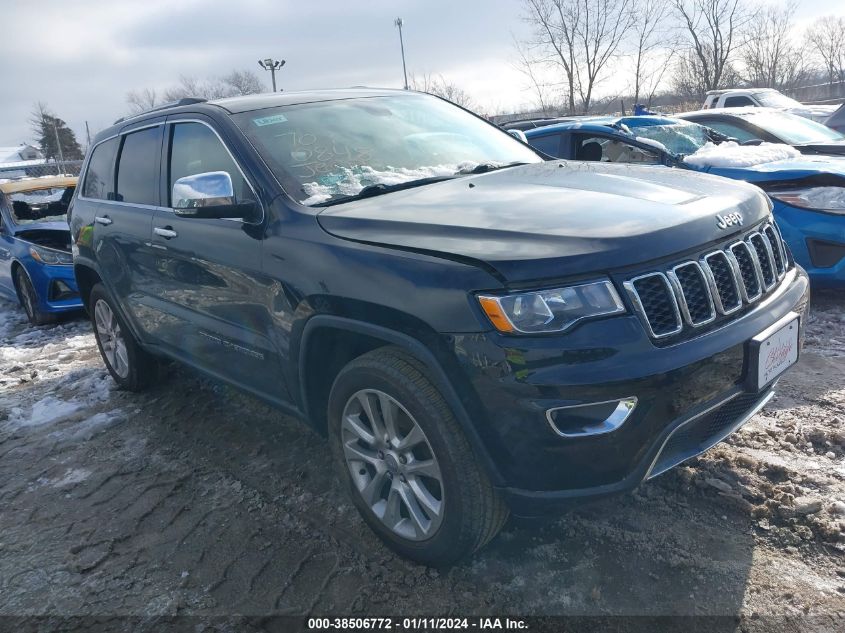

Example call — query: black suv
[70,89,809,565]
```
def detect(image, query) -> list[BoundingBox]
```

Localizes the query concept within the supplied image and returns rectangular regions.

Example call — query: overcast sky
[1,0,843,147]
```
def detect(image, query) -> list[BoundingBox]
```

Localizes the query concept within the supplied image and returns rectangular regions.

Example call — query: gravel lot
[0,292,843,631]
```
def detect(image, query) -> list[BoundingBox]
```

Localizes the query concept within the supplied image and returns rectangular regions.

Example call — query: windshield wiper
[457,161,529,174]
[312,175,457,207]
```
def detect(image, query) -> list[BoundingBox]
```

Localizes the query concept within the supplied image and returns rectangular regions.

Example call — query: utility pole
[258,58,286,92]
[394,18,409,90]
[52,120,65,173]
[85,121,92,149]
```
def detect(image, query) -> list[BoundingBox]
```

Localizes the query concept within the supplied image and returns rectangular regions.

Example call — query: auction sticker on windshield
[752,315,799,390]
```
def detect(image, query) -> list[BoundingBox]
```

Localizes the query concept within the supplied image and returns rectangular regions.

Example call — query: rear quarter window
[82,137,119,200]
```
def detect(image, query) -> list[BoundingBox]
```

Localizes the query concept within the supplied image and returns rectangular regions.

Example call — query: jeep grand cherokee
[69,89,809,565]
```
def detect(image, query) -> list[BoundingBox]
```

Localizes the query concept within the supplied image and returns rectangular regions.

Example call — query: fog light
[546,397,637,437]
[49,279,78,301]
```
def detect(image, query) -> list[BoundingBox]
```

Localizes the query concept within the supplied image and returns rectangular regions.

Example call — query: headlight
[29,244,73,265]
[769,186,845,214]
[478,280,625,334]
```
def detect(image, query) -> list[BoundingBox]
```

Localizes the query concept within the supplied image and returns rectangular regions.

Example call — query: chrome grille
[669,262,715,326]
[625,222,790,340]
[702,251,742,315]
[729,241,762,302]
[749,233,776,289]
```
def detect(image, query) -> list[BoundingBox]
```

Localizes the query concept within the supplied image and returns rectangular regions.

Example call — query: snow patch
[301,163,481,205]
[12,395,82,427]
[683,141,801,168]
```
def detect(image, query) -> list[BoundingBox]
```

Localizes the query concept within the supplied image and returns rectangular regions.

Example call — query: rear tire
[15,267,55,326]
[89,283,158,391]
[328,346,508,566]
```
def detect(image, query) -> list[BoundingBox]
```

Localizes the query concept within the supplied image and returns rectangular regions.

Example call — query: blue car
[525,116,845,286]
[0,176,82,324]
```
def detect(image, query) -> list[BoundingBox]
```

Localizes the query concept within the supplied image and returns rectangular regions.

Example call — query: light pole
[394,18,409,90]
[258,58,286,92]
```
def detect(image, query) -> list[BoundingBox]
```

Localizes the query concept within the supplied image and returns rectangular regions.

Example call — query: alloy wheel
[341,389,445,541]
[94,299,130,379]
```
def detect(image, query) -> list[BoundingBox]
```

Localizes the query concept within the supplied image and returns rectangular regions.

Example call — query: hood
[699,152,845,185]
[783,105,838,123]
[795,141,845,156]
[317,161,770,284]
[10,220,70,236]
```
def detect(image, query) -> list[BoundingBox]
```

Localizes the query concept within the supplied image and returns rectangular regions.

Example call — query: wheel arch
[298,315,504,487]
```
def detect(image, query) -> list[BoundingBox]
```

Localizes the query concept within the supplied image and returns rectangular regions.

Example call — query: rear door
[83,121,163,341]
[147,116,285,399]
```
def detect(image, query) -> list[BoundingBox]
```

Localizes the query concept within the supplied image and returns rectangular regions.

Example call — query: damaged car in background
[0,176,82,325]
[524,116,845,287]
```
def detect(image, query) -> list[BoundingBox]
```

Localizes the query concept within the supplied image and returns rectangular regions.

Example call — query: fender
[299,315,505,487]
[73,258,147,346]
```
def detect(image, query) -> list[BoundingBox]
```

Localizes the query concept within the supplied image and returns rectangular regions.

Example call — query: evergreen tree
[30,103,84,162]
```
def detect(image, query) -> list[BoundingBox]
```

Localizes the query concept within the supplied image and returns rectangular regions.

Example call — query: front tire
[16,267,55,326]
[89,283,158,391]
[328,346,508,566]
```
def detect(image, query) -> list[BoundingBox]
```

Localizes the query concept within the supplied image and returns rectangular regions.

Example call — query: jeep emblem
[716,212,743,230]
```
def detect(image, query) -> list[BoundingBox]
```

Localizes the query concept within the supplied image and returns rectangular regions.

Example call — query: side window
[723,96,755,107]
[82,137,119,200]
[168,122,253,206]
[116,126,162,206]
[528,133,562,157]
[574,135,659,164]
[698,120,757,143]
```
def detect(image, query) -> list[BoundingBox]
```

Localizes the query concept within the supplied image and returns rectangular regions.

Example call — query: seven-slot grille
[624,222,790,339]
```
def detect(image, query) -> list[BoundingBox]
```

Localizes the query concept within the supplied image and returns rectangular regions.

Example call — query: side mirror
[740,138,765,146]
[507,129,528,143]
[172,171,259,221]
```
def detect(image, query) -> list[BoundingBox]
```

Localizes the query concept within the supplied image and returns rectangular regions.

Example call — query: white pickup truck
[702,88,837,124]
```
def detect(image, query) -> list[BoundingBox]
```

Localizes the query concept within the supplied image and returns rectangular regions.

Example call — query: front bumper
[25,262,83,313]
[773,201,845,287]
[447,267,810,516]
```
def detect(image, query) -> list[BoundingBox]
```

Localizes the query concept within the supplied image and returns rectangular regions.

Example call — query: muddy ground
[0,292,843,632]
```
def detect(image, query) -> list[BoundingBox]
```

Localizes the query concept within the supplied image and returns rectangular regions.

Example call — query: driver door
[147,117,286,399]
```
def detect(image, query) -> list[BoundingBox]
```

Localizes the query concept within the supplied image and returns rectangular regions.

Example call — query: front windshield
[743,110,845,144]
[629,122,710,156]
[231,94,541,205]
[754,91,803,109]
[8,186,74,225]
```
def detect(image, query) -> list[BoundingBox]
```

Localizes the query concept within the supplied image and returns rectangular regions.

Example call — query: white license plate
[756,318,799,389]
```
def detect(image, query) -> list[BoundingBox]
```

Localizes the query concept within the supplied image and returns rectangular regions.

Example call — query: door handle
[94,216,113,226]
[154,226,178,239]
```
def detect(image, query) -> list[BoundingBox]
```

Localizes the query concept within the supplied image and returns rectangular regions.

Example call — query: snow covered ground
[0,292,843,627]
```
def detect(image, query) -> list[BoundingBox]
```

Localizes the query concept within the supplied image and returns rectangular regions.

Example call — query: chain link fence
[0,160,83,182]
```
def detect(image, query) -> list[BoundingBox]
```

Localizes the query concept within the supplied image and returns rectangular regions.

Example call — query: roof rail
[113,97,207,125]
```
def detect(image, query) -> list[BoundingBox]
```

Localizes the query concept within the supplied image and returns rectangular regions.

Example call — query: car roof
[0,175,78,195]
[93,88,421,145]
[678,106,779,118]
[705,88,777,95]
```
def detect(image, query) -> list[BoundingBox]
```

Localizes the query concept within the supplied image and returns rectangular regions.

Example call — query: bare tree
[572,0,636,111]
[806,16,845,95]
[630,0,674,106]
[126,88,158,114]
[221,70,266,95]
[125,69,267,114]
[741,2,811,91]
[408,73,476,109]
[163,75,232,101]
[512,37,556,115]
[671,0,755,98]
[521,0,635,114]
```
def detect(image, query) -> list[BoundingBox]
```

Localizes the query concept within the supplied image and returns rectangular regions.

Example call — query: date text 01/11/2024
[306,617,529,630]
